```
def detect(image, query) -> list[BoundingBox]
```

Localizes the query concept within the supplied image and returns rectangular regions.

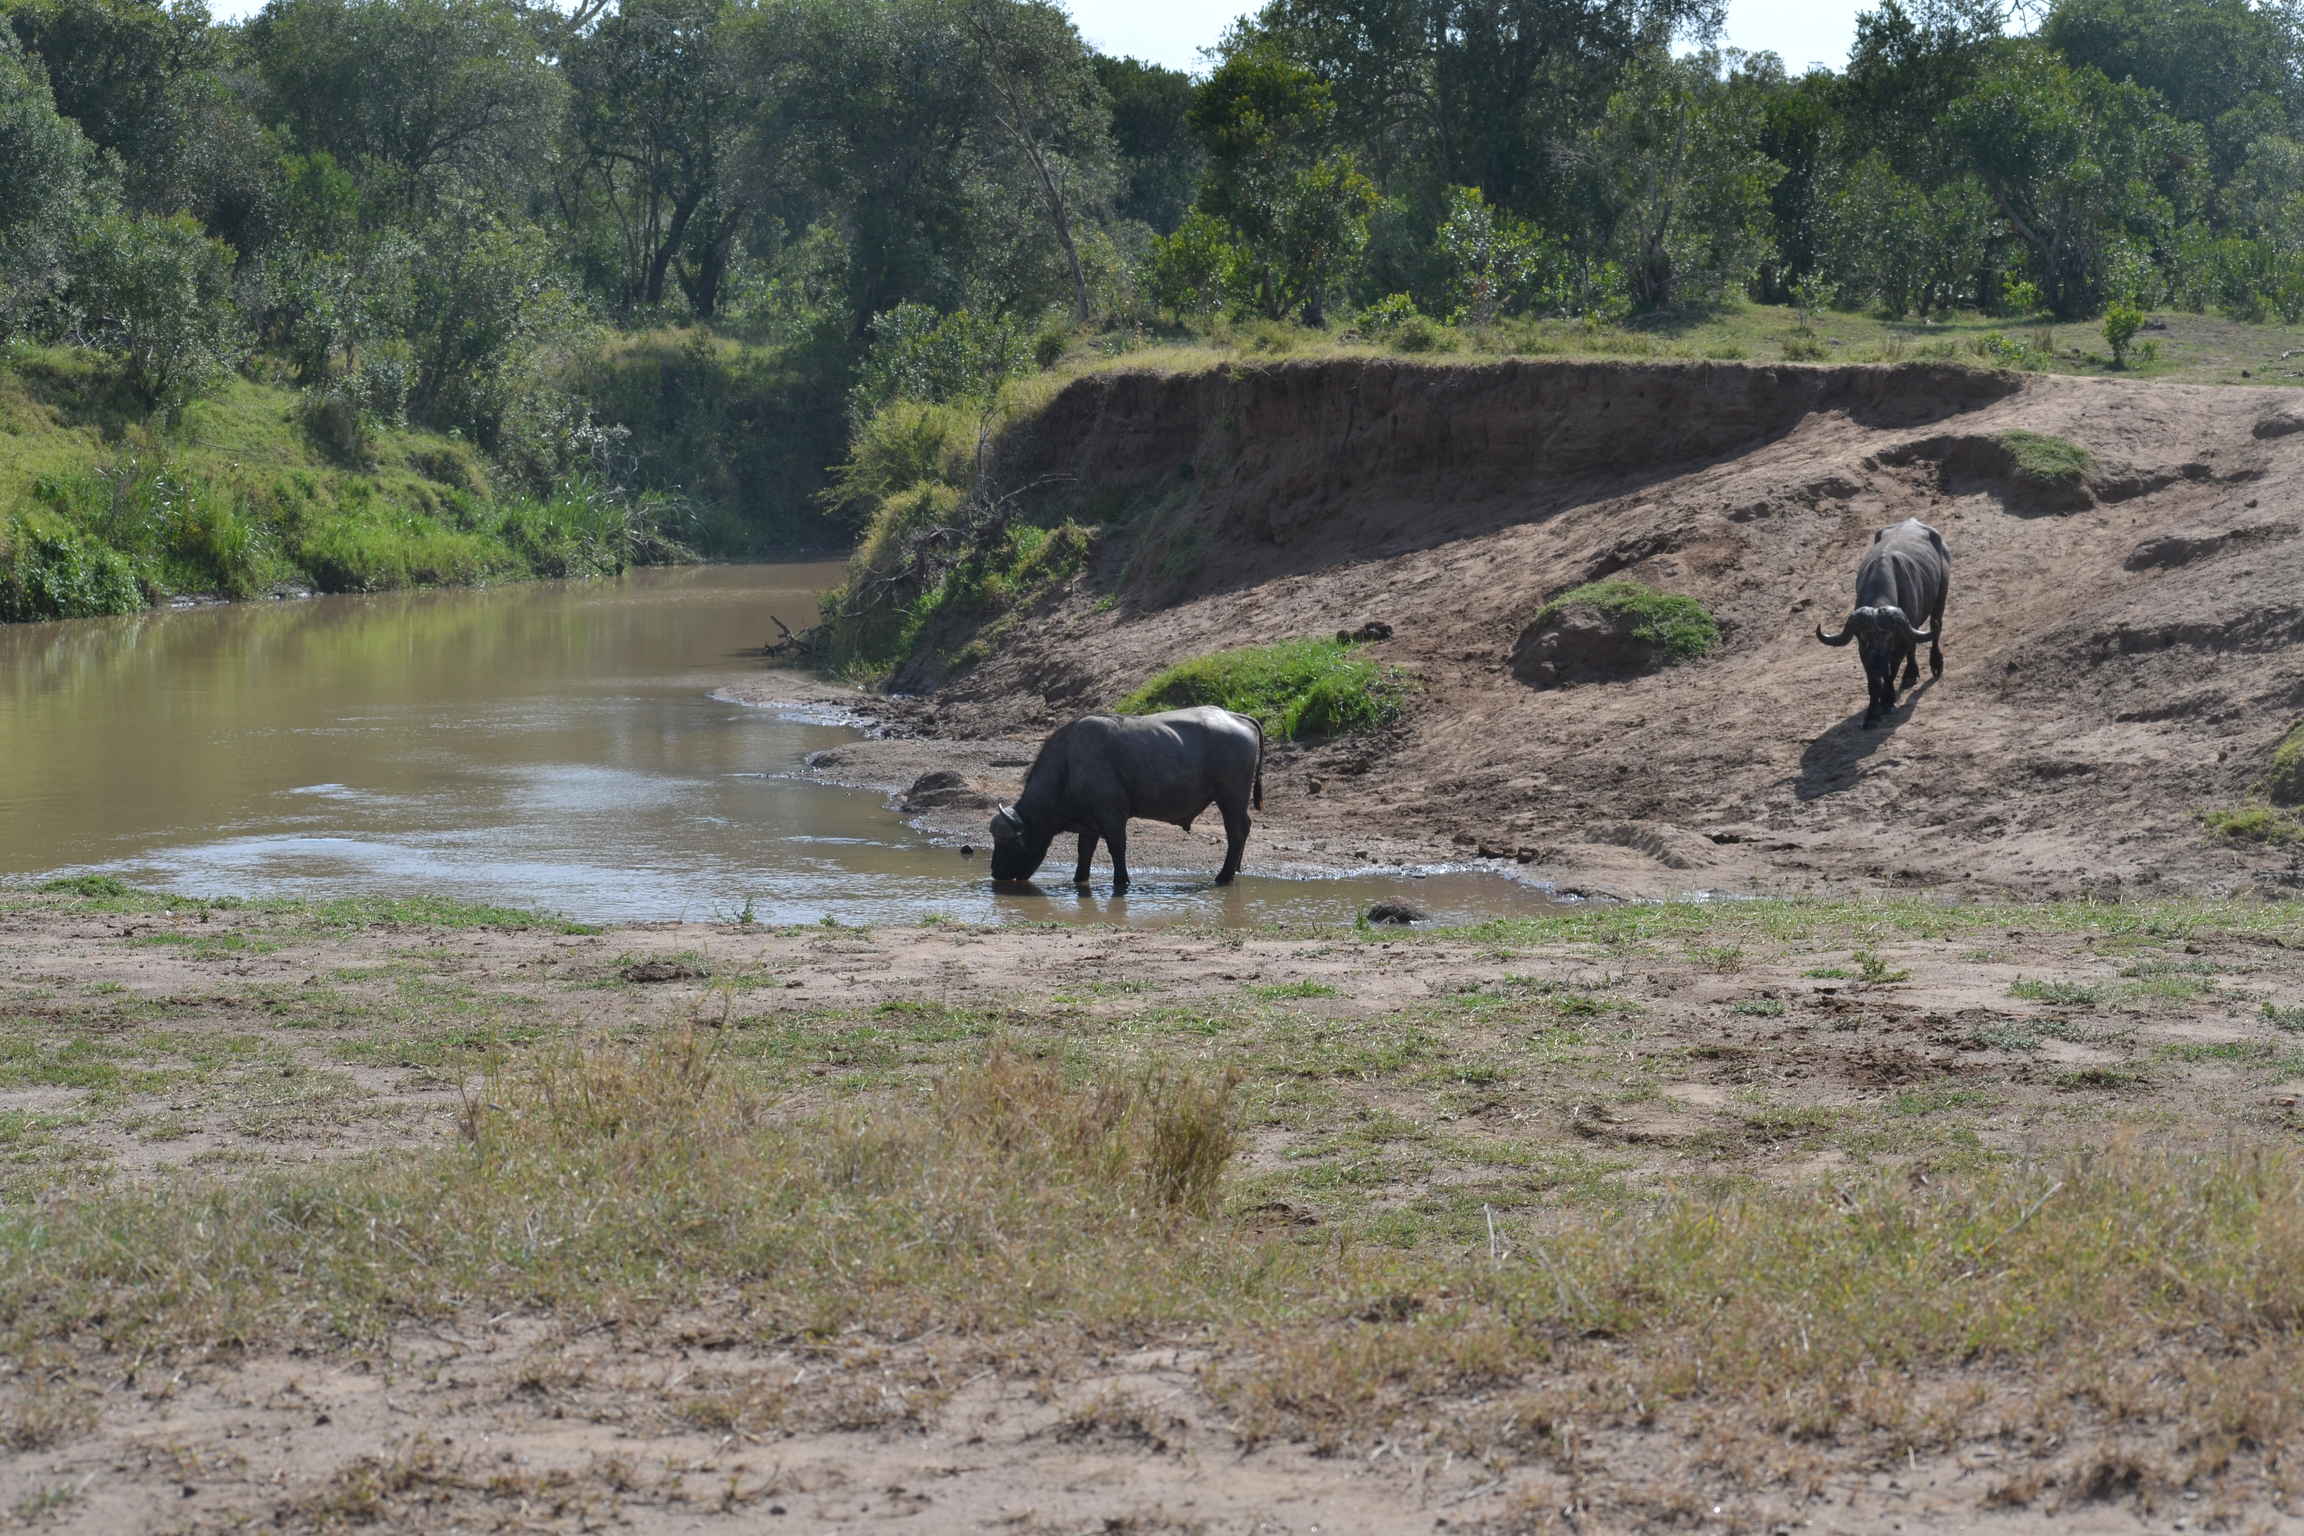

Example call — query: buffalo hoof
[1215,871,1237,885]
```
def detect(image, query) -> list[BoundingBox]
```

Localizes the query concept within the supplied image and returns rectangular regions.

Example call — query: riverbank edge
[719,676,1748,902]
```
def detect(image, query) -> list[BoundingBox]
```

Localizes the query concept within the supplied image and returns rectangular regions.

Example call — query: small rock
[959,844,976,857]
[1336,620,1394,643]
[901,770,998,812]
[1365,902,1426,925]
[1305,776,1323,795]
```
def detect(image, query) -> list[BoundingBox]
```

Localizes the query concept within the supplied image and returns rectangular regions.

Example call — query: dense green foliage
[1116,636,1403,740]
[11,0,2304,621]
[1534,580,1721,664]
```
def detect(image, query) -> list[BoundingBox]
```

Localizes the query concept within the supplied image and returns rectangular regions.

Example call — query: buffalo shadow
[1794,677,1936,801]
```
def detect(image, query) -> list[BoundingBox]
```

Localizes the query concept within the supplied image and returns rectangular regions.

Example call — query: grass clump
[1996,429,2093,490]
[2264,722,2304,807]
[2204,806,2304,846]
[2011,978,2107,1006]
[1116,636,1405,741]
[2263,1003,2304,1032]
[1529,579,1719,665]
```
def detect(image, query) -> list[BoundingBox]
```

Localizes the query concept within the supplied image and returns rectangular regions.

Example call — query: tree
[1838,0,2009,180]
[1237,0,1721,223]
[1944,43,2206,316]
[730,0,1119,334]
[1189,46,1377,323]
[1093,54,1200,234]
[563,0,748,312]
[1582,48,1784,312]
[3,0,214,207]
[0,32,94,336]
[68,210,244,419]
[246,0,563,209]
[1740,54,1839,300]
[1820,153,1993,316]
[955,0,1113,326]
[2039,0,2304,175]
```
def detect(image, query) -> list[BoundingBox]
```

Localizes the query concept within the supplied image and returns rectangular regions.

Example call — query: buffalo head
[1813,605,1933,649]
[988,804,1053,882]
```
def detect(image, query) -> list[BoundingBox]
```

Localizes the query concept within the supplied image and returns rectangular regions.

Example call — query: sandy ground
[6,891,2304,1531]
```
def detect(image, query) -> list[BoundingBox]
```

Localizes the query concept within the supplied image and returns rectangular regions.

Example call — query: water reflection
[1,565,1561,926]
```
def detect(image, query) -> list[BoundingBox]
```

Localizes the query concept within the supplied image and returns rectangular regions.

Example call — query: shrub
[849,304,1030,424]
[1116,636,1404,740]
[1972,331,2052,370]
[0,511,143,620]
[822,398,977,538]
[1358,293,1457,354]
[2103,303,2145,369]
[68,212,244,422]
[1530,579,1719,665]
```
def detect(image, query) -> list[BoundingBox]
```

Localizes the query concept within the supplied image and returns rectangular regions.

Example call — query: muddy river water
[0,564,1562,926]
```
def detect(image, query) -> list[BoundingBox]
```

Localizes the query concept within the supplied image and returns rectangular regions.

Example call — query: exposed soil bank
[817,359,2304,901]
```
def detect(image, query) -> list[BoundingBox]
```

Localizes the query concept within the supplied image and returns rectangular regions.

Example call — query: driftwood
[764,612,824,662]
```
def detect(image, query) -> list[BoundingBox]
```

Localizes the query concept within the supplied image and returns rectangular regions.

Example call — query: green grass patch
[1995,429,2092,487]
[2011,979,2108,1007]
[1116,636,1405,741]
[2203,806,2304,845]
[1528,579,1719,665]
[1889,1088,1994,1116]
[1249,980,1341,1000]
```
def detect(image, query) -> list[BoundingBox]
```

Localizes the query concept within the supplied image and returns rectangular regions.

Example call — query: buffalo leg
[1216,798,1251,884]
[1073,831,1097,886]
[1928,592,1947,678]
[1103,822,1131,891]
[1898,639,1920,692]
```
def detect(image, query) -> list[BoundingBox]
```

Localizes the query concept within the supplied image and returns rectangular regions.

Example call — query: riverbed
[1,564,1558,926]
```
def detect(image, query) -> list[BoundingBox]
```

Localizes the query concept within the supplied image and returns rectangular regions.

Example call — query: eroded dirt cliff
[888,359,2304,898]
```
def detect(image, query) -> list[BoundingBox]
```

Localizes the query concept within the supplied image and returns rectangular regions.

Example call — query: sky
[1068,0,1871,75]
